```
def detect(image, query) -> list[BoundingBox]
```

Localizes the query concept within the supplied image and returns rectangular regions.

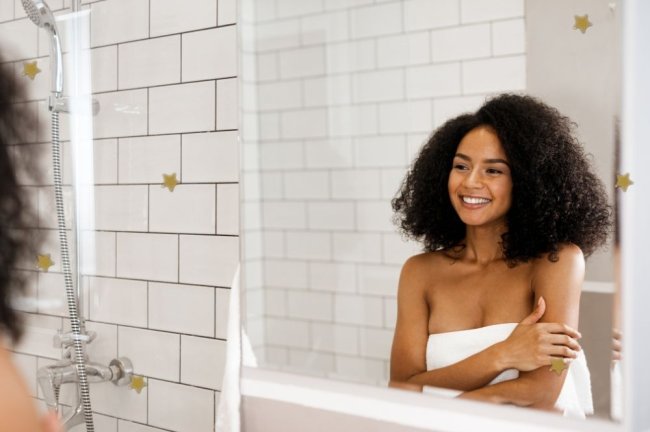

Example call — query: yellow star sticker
[129,375,147,394]
[162,173,178,192]
[615,173,634,192]
[23,61,42,80]
[36,254,54,272]
[550,358,568,375]
[574,14,593,34]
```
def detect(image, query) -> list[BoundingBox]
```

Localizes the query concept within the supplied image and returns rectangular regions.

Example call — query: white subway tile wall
[182,27,237,82]
[149,81,216,134]
[90,0,150,46]
[216,77,238,130]
[180,335,227,389]
[243,0,526,385]
[90,46,118,93]
[3,0,237,430]
[118,326,181,381]
[118,36,181,90]
[147,379,215,432]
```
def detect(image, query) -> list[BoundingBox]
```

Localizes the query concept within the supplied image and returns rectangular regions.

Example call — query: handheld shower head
[21,0,63,96]
[22,0,56,28]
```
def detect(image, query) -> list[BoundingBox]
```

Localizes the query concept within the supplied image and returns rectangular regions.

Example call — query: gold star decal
[615,173,634,192]
[36,254,54,272]
[129,375,147,394]
[23,61,42,80]
[550,358,568,375]
[574,15,593,34]
[162,173,178,192]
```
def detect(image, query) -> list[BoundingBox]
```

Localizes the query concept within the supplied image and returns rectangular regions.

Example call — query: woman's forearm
[458,370,564,410]
[402,341,510,391]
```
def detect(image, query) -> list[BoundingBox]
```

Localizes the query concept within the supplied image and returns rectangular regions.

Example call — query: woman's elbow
[524,379,564,411]
[530,392,562,411]
[389,379,424,392]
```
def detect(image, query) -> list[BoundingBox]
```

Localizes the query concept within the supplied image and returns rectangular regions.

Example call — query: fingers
[612,328,622,360]
[546,344,579,360]
[520,296,546,325]
[542,322,581,339]
[548,334,582,352]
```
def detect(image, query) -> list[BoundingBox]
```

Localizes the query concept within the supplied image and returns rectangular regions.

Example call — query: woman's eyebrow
[484,158,510,166]
[454,153,509,166]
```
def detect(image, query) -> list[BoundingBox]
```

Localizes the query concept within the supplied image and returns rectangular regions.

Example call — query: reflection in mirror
[389,94,610,419]
[241,0,621,422]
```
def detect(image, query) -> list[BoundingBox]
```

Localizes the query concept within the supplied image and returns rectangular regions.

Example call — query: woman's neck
[461,223,508,265]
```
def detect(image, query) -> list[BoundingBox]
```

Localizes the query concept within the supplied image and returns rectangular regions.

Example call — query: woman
[390,94,611,416]
[0,54,60,431]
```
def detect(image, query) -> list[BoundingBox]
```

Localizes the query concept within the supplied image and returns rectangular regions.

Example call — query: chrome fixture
[38,331,133,428]
[21,0,63,97]
[20,1,110,431]
[21,0,100,114]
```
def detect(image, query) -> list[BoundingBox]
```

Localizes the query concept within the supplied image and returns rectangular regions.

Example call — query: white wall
[2,0,238,430]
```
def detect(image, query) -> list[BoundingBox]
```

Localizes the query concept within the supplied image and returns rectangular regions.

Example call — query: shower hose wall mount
[20,1,132,431]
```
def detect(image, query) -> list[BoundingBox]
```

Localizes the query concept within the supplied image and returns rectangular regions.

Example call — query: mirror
[241,0,621,422]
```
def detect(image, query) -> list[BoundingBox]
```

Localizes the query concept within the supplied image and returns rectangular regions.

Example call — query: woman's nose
[462,169,483,188]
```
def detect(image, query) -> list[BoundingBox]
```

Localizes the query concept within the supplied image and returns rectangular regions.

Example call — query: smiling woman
[390,94,612,417]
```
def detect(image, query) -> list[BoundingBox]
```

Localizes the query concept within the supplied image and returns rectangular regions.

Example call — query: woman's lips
[459,195,491,209]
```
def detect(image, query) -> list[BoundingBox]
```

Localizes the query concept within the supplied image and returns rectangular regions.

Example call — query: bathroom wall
[242,0,526,384]
[1,0,238,431]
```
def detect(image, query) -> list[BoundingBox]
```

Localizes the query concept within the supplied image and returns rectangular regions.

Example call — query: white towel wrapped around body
[424,323,594,418]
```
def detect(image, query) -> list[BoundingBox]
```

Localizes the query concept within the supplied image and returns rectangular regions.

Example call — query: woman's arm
[390,255,515,392]
[458,244,585,409]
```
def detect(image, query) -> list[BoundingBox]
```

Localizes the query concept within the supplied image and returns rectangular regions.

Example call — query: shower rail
[20,1,135,430]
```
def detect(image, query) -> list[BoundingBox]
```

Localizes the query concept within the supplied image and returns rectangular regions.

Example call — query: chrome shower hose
[51,110,94,431]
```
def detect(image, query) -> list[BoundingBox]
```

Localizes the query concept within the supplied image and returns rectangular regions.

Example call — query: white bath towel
[424,323,594,418]
[215,265,242,432]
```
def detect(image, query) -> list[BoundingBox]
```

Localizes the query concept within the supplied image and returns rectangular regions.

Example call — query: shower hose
[51,109,95,431]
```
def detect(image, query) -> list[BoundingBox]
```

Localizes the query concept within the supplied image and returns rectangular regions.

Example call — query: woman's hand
[612,328,622,361]
[497,297,582,372]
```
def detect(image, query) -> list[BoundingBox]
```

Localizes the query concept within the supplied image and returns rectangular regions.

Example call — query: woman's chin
[458,214,504,228]
[457,212,489,225]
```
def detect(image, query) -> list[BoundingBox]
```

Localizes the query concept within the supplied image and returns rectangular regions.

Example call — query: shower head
[21,0,57,30]
[21,0,63,97]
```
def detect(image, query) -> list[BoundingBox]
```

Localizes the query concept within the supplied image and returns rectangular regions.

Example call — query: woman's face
[447,126,513,229]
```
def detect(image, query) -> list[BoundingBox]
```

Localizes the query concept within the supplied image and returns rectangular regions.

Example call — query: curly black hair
[392,93,612,264]
[0,53,41,342]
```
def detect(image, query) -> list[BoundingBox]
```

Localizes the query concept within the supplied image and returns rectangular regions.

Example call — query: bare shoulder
[401,251,435,272]
[398,252,445,297]
[531,243,585,297]
[532,243,585,274]
[400,251,448,280]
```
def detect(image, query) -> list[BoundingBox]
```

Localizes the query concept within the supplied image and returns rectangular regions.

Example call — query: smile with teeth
[461,195,491,205]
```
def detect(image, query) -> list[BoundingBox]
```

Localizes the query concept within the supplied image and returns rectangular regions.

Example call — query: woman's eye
[486,168,502,175]
[453,164,468,170]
